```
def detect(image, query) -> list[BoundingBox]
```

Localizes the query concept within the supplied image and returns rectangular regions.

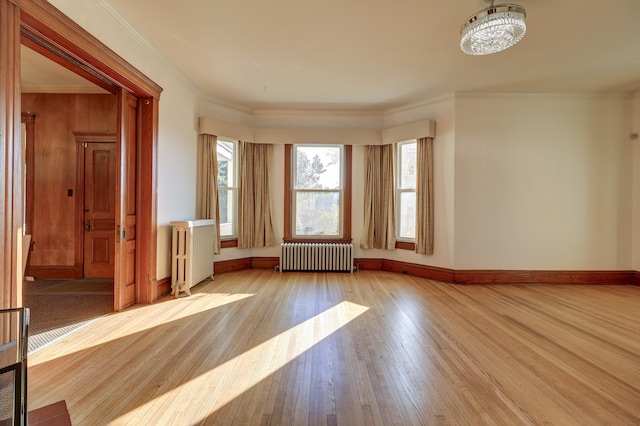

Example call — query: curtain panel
[198,133,221,254]
[415,137,434,255]
[238,142,276,249]
[360,144,396,250]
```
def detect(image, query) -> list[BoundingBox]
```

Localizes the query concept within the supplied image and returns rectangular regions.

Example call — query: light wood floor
[28,270,640,425]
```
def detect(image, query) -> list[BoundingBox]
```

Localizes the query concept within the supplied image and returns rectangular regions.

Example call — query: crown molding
[455,91,630,100]
[89,0,203,97]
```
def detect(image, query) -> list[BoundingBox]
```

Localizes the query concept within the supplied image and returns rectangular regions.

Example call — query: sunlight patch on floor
[28,292,255,366]
[116,300,369,424]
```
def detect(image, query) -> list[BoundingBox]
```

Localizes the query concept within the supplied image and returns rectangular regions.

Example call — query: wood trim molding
[17,0,162,98]
[453,269,634,285]
[283,144,353,243]
[209,257,280,275]
[215,258,252,274]
[395,241,416,251]
[382,259,455,283]
[26,265,82,279]
[282,238,353,244]
[22,112,36,238]
[136,97,158,304]
[73,131,117,143]
[167,257,640,287]
[283,144,292,241]
[20,34,117,94]
[156,276,170,298]
[220,239,238,249]
[343,145,352,241]
[251,257,279,270]
[354,258,383,271]
[1,0,22,308]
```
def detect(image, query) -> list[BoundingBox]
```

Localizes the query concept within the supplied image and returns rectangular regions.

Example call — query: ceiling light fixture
[460,0,526,55]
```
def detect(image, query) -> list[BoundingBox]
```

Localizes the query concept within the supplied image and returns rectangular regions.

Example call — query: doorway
[3,0,163,310]
[77,133,117,279]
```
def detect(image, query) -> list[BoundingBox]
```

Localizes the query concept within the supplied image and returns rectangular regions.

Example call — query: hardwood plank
[27,270,640,425]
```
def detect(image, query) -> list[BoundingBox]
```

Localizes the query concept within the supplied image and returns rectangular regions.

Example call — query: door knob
[85,220,93,231]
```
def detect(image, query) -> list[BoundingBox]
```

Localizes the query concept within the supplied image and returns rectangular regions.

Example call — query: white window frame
[396,140,417,242]
[291,144,345,239]
[217,139,238,240]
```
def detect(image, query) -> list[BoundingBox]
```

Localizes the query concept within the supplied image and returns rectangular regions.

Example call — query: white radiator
[280,243,353,272]
[170,219,216,297]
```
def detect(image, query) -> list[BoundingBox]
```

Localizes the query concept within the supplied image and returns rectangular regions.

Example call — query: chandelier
[460,0,526,55]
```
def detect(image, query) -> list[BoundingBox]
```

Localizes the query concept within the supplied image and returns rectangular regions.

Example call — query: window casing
[217,139,237,240]
[292,145,344,238]
[284,144,352,243]
[396,141,417,242]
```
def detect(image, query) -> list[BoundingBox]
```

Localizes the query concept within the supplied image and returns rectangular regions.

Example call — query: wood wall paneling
[22,93,117,278]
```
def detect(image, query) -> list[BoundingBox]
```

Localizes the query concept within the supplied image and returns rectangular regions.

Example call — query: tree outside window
[293,145,343,237]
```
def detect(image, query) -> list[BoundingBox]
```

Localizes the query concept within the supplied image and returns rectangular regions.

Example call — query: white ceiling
[21,45,109,94]
[22,0,640,112]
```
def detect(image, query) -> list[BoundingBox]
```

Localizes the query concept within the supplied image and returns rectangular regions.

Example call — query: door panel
[83,142,116,278]
[114,90,138,311]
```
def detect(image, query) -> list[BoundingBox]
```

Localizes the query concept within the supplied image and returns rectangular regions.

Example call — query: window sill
[283,238,353,244]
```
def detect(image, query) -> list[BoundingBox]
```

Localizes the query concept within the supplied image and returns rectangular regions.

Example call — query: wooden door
[83,142,116,278]
[114,90,138,311]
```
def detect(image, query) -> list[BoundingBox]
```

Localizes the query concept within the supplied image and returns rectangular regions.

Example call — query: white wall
[199,96,456,270]
[631,93,640,271]
[47,1,640,276]
[454,93,633,270]
[49,0,203,278]
[376,96,456,269]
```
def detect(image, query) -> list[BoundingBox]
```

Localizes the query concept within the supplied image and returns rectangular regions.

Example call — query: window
[396,141,417,241]
[285,144,352,242]
[293,145,343,237]
[217,139,237,239]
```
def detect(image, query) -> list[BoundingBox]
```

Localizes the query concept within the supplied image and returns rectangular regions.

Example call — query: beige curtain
[360,144,396,250]
[237,141,276,249]
[415,137,434,255]
[198,133,221,254]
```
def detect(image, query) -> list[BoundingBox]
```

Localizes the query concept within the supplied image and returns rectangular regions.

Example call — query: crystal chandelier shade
[460,3,526,55]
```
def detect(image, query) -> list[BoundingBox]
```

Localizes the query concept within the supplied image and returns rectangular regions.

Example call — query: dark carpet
[23,279,113,354]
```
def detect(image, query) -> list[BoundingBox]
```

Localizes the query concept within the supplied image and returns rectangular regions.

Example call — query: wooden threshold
[28,400,71,426]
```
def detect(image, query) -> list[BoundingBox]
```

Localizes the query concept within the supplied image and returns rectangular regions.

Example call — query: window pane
[399,192,416,239]
[217,141,235,186]
[295,191,340,236]
[218,188,235,237]
[295,146,341,190]
[400,142,416,189]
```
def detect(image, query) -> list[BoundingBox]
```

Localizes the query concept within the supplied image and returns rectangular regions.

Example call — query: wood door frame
[1,0,163,308]
[75,132,117,279]
[22,112,36,239]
